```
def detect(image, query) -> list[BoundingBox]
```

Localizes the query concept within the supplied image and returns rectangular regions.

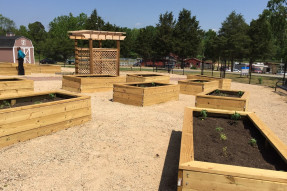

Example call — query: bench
[275,80,287,93]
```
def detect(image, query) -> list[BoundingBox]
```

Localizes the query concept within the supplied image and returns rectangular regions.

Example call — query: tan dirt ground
[0,69,286,191]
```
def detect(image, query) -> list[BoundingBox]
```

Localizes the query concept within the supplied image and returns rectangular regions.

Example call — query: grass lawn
[123,67,282,88]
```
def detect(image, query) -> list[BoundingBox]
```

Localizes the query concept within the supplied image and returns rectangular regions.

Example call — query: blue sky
[0,0,270,31]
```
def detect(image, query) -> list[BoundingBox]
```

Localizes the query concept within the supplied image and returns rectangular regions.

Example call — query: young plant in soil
[222,146,228,157]
[200,109,207,120]
[48,93,56,100]
[215,127,224,133]
[34,101,42,104]
[231,111,241,120]
[214,89,227,97]
[238,91,244,97]
[220,133,227,141]
[0,101,11,109]
[249,138,257,147]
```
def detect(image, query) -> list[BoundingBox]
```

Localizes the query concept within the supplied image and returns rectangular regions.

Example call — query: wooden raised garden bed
[0,91,91,148]
[0,77,34,97]
[186,74,232,89]
[178,107,287,191]
[195,89,249,111]
[126,73,170,83]
[178,79,219,95]
[186,74,208,80]
[29,64,61,74]
[62,74,126,93]
[113,82,179,106]
[0,63,31,75]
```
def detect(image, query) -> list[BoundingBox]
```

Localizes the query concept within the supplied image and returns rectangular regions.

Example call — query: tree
[121,27,139,58]
[248,11,274,63]
[203,29,219,62]
[135,26,157,61]
[154,11,175,60]
[15,25,29,37]
[45,13,87,61]
[267,0,287,61]
[248,11,275,83]
[28,22,47,54]
[0,14,16,35]
[86,9,104,30]
[218,11,250,71]
[174,9,202,65]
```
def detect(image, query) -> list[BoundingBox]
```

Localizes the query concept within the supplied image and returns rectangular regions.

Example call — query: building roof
[0,36,24,48]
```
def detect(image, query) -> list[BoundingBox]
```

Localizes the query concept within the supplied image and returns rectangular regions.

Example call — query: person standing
[17,47,25,75]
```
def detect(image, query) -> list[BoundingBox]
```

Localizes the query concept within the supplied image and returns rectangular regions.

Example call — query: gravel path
[0,70,286,191]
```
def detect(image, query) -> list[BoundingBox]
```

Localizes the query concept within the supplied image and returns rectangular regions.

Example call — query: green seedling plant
[200,109,207,120]
[238,91,244,97]
[222,146,228,157]
[231,111,241,120]
[151,82,156,86]
[249,138,257,147]
[0,101,11,109]
[220,133,227,141]
[215,127,224,133]
[34,101,42,104]
[49,93,56,99]
[215,89,220,94]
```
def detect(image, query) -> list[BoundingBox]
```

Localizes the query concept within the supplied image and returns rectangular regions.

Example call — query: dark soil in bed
[0,93,74,109]
[76,75,114,78]
[208,90,243,98]
[193,112,287,171]
[128,83,166,87]
[0,78,21,81]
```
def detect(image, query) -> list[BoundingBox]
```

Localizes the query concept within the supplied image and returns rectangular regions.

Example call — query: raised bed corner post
[117,40,120,76]
[89,38,94,74]
[75,39,79,74]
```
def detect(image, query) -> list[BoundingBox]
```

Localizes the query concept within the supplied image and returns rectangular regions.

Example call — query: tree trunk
[231,58,234,72]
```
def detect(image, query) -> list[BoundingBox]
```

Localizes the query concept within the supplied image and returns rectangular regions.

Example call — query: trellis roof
[68,30,126,41]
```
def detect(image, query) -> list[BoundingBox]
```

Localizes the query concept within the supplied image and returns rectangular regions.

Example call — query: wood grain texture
[195,90,249,111]
[62,75,126,93]
[113,82,179,106]
[0,91,91,148]
[178,107,287,190]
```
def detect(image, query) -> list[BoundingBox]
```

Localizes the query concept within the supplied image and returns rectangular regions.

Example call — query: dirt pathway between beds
[0,71,286,191]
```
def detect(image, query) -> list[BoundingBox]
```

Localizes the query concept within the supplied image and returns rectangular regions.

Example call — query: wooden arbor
[68,30,126,76]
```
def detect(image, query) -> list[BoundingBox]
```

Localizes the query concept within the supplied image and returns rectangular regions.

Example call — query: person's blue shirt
[18,49,25,59]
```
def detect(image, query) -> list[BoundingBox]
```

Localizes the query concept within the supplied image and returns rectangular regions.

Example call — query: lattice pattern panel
[78,48,90,74]
[93,49,117,75]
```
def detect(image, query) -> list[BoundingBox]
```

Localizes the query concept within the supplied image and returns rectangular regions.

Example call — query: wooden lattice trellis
[78,48,90,74]
[68,30,126,76]
[94,48,117,75]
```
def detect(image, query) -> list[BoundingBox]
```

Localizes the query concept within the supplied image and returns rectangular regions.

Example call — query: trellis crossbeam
[68,30,126,41]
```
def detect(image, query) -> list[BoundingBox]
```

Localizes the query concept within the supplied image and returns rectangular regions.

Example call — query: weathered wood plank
[182,170,287,191]
[0,115,91,148]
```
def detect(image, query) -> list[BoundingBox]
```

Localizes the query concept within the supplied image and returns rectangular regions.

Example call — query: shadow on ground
[158,130,182,191]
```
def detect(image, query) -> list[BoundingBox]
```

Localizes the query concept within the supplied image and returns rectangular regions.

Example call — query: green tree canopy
[154,11,175,59]
[0,14,16,35]
[135,26,157,61]
[218,11,250,70]
[173,9,202,61]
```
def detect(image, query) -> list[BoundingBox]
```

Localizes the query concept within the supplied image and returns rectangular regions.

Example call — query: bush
[258,77,262,84]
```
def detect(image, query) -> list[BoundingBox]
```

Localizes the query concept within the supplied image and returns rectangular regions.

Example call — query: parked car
[66,59,75,65]
[233,69,240,72]
[40,58,57,64]
[133,62,141,66]
[253,68,262,73]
